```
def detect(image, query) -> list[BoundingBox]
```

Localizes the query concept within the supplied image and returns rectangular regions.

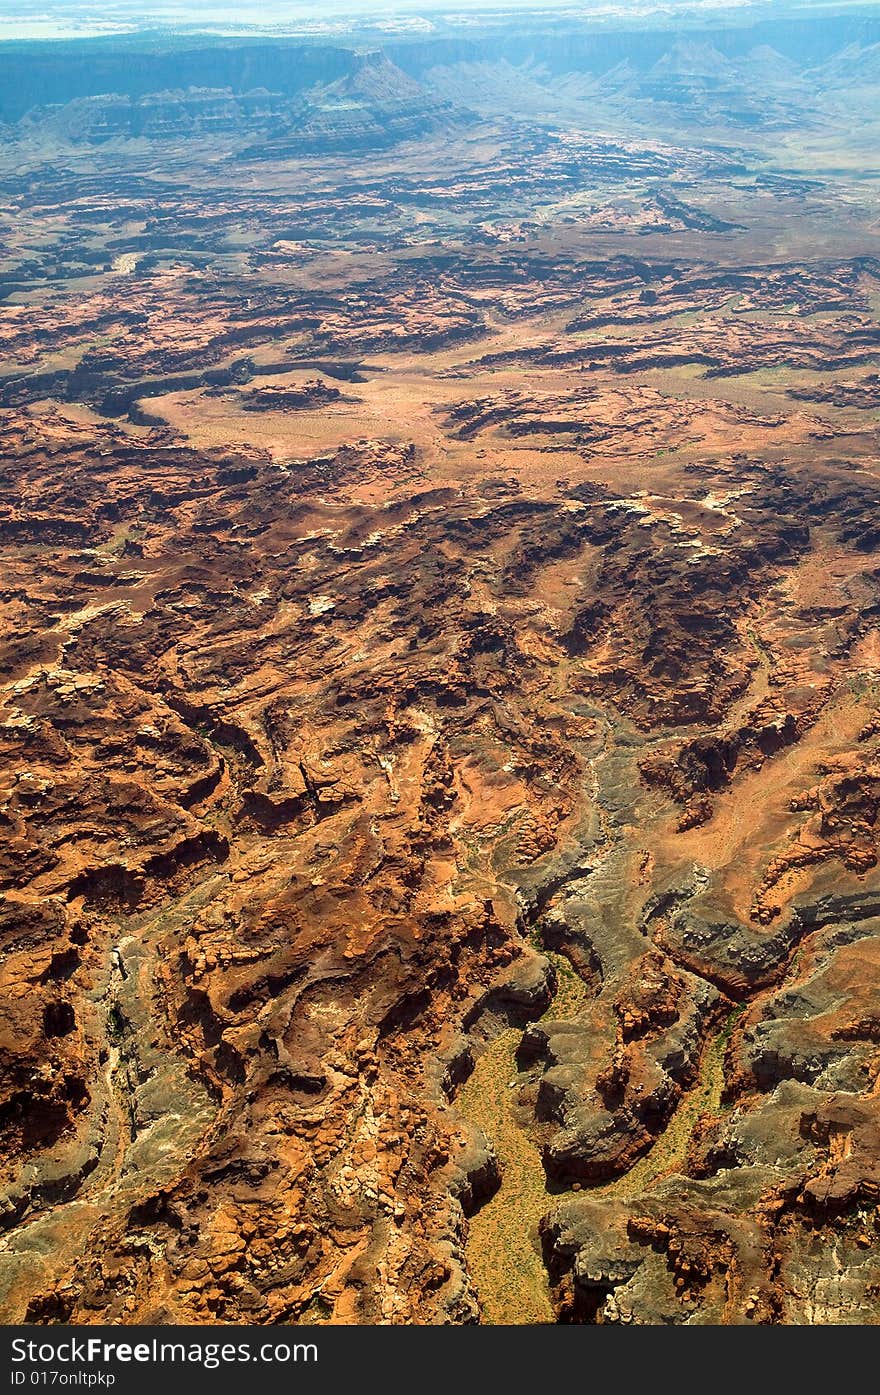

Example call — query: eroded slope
[1,33,880,1324]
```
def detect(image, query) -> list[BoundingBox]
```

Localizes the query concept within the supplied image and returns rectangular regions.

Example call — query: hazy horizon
[1,0,877,43]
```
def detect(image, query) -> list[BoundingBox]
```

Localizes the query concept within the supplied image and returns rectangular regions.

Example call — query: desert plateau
[2,0,880,1327]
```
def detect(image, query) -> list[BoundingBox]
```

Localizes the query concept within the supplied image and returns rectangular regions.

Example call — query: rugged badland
[3,4,880,1326]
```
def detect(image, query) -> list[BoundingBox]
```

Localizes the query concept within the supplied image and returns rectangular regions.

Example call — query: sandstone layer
[2,11,880,1326]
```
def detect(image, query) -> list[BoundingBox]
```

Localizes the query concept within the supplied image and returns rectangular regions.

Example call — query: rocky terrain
[2,6,880,1327]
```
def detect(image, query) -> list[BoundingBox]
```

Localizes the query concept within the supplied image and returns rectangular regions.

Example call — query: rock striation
[2,9,880,1327]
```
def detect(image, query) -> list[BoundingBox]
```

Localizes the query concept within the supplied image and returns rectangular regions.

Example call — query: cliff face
[0,41,356,123]
[20,89,295,142]
[15,53,471,152]
[2,12,880,1327]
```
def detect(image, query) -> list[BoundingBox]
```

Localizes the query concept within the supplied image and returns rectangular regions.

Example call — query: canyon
[1,4,880,1326]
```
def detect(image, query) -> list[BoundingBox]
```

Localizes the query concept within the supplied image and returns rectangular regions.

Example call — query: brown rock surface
[2,14,880,1327]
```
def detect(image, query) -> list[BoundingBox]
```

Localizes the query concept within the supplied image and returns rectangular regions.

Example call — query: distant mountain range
[4,10,880,150]
[15,52,470,151]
